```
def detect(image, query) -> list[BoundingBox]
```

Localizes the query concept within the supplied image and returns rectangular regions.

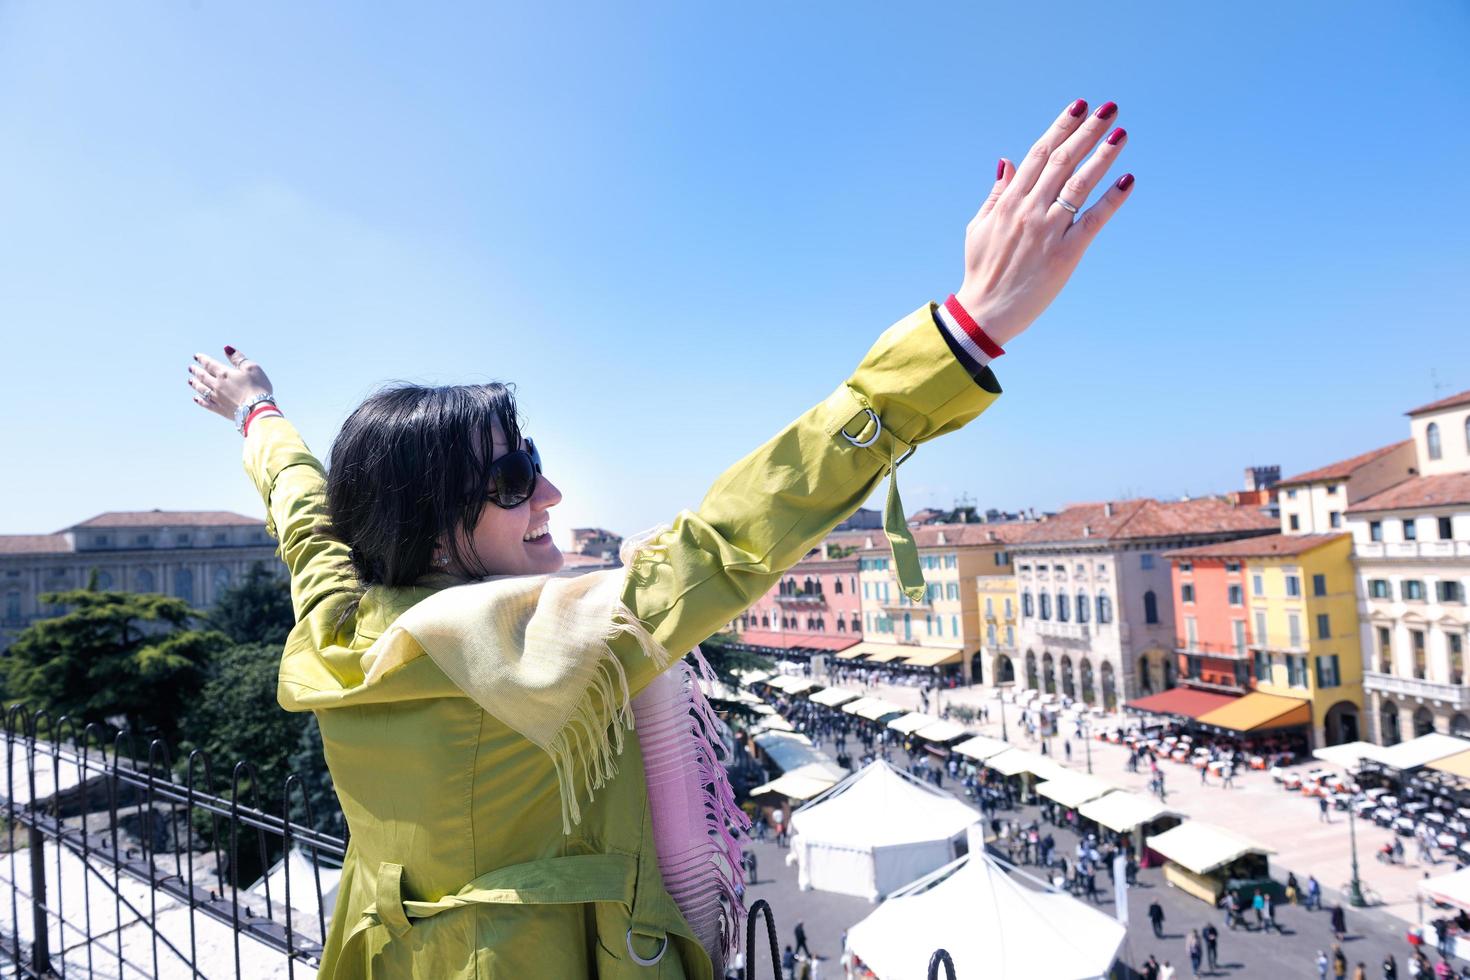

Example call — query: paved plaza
[746,675,1470,978]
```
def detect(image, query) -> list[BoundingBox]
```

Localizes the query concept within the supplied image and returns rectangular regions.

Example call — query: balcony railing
[1363,670,1470,709]
[1355,540,1470,560]
[1035,621,1090,641]
[774,590,825,606]
[1174,640,1249,660]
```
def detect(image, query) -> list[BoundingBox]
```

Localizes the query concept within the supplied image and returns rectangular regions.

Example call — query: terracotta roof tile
[1017,498,1275,546]
[69,511,263,530]
[1163,532,1348,560]
[1345,472,1470,513]
[1406,388,1470,417]
[0,534,74,556]
[1277,441,1412,488]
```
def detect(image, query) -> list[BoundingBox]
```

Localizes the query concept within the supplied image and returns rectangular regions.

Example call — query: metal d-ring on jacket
[242,302,1001,978]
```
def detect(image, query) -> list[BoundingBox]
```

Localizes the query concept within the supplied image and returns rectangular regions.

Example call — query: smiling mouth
[523,524,552,544]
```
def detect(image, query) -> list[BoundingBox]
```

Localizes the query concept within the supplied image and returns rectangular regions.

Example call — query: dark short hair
[323,382,523,587]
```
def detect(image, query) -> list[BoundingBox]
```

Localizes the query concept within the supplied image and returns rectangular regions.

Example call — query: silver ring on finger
[1054,196,1080,215]
[199,386,214,402]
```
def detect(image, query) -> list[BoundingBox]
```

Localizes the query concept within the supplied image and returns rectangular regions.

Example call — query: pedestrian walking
[1383,953,1398,979]
[1319,951,1331,980]
[794,921,811,958]
[1334,945,1348,979]
[1200,763,1208,786]
[782,945,796,980]
[1149,900,1166,938]
[1308,874,1323,911]
[1331,903,1347,941]
[1203,923,1219,971]
[1320,795,1331,823]
[1264,890,1278,933]
[1252,890,1265,931]
[1187,929,1203,978]
[1160,962,1176,980]
[1141,954,1161,980]
[1222,763,1235,788]
[1224,890,1241,931]
[1353,964,1367,980]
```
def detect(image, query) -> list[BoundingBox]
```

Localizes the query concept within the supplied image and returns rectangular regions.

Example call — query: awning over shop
[1421,867,1470,913]
[719,630,860,655]
[1145,822,1273,876]
[749,763,844,801]
[1036,772,1116,810]
[836,644,874,660]
[1428,750,1470,779]
[1375,733,1470,772]
[733,668,774,688]
[752,731,846,780]
[953,735,1013,762]
[861,644,915,664]
[764,675,820,695]
[751,715,796,734]
[983,749,1071,782]
[1196,692,1310,733]
[902,647,965,668]
[697,679,762,705]
[1312,741,1394,771]
[888,712,942,736]
[914,720,970,744]
[842,697,885,716]
[808,687,862,708]
[1078,791,1184,835]
[1126,688,1239,720]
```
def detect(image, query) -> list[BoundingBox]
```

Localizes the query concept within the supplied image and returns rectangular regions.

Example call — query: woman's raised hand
[187,346,275,424]
[956,98,1133,348]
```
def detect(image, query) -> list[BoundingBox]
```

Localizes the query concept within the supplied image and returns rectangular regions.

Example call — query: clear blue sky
[2,2,1466,546]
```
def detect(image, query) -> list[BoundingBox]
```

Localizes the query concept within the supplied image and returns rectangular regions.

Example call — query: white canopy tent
[854,699,908,722]
[914,720,969,744]
[749,763,845,801]
[887,712,942,736]
[953,735,1012,762]
[1374,733,1470,772]
[984,748,1071,782]
[1146,822,1274,876]
[1421,866,1470,911]
[809,687,862,708]
[764,675,820,696]
[790,760,978,901]
[1078,791,1183,835]
[1036,772,1116,810]
[1310,740,1393,771]
[845,852,1125,980]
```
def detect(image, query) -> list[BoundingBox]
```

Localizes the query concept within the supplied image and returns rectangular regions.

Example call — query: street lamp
[1346,791,1366,907]
[996,680,1012,742]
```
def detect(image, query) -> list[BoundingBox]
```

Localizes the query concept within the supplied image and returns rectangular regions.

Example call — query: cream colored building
[1350,389,1470,743]
[1276,441,1416,536]
[1,511,279,649]
[853,523,1026,683]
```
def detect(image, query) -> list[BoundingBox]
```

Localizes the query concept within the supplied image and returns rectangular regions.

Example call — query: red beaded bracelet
[242,404,283,438]
[943,294,1005,360]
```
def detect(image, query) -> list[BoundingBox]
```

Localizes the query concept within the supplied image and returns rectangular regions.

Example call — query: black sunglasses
[483,438,542,508]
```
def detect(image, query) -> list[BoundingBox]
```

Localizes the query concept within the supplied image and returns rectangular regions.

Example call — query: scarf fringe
[546,596,678,834]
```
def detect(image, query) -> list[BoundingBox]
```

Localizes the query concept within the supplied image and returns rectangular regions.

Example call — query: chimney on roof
[1083,525,1092,538]
[987,531,997,542]
[937,531,947,545]
[1103,503,1114,518]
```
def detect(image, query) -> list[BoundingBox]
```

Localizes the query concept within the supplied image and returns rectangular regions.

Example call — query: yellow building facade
[975,572,1020,685]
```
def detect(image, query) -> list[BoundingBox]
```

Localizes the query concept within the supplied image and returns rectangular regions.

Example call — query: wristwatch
[235,393,278,435]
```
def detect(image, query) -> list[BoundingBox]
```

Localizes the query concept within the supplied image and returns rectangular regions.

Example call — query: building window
[1451,633,1464,685]
[1097,594,1112,624]
[1404,519,1418,541]
[1140,553,1155,570]
[1289,514,1301,531]
[1377,626,1392,673]
[1370,521,1383,542]
[1369,579,1391,599]
[94,534,111,548]
[1428,422,1443,460]
[1440,517,1454,541]
[1022,591,1033,618]
[987,624,997,645]
[951,615,958,635]
[1403,580,1426,601]
[1288,613,1302,648]
[1184,616,1198,648]
[1285,575,1301,597]
[1076,591,1089,623]
[1437,581,1465,604]
[135,569,156,593]
[1180,583,1195,604]
[836,618,846,632]
[1315,654,1341,688]
[947,582,960,601]
[1057,594,1070,622]
[850,615,859,632]
[1254,649,1271,682]
[1287,654,1309,688]
[1228,584,1243,606]
[1313,574,1327,597]
[833,578,843,594]
[1316,613,1331,640]
[1329,484,1341,495]
[985,597,994,616]
[1252,574,1264,597]
[174,568,194,603]
[135,534,151,546]
[1019,564,1031,573]
[995,551,1009,566]
[1144,591,1159,623]
[1287,489,1298,499]
[1413,629,1427,679]
[4,591,20,625]
[1004,598,1013,619]
[95,570,114,590]
[1233,620,1247,657]
[1039,593,1052,621]
[1330,512,1342,528]
[1224,561,1240,573]
[213,531,229,545]
[1005,626,1015,646]
[1179,562,1193,573]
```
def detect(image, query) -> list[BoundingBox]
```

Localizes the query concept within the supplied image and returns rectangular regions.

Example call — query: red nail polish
[224,345,236,355]
[1107,128,1126,146]
[1068,99,1087,118]
[1095,101,1118,121]
[1116,173,1134,191]
[996,158,1005,180]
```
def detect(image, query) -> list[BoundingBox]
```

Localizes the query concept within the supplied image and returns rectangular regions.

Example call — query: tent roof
[846,853,1125,980]
[914,720,970,743]
[862,643,915,664]
[733,668,774,687]
[1146,822,1274,876]
[753,731,844,779]
[953,735,1013,762]
[791,760,978,849]
[750,714,796,734]
[1421,867,1470,912]
[1078,791,1183,834]
[750,763,843,801]
[903,647,965,668]
[1429,749,1470,779]
[1375,733,1470,771]
[808,686,862,707]
[1126,688,1239,720]
[888,712,942,735]
[984,749,1071,781]
[1311,741,1393,770]
[764,674,820,695]
[853,698,907,721]
[841,696,885,716]
[1036,772,1117,810]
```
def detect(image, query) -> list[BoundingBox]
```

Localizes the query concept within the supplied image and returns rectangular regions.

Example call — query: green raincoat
[244,303,1001,978]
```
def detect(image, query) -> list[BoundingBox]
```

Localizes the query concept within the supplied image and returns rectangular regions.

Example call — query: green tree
[2,589,225,742]
[209,562,294,646]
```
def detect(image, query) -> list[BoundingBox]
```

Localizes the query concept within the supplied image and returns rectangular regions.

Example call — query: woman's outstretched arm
[613,98,1133,692]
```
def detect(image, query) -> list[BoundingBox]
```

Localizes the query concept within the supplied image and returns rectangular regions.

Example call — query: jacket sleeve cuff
[932,303,1003,391]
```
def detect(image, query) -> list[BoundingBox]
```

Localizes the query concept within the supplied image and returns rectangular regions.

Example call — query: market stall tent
[790,760,978,901]
[845,852,1125,980]
[1036,772,1116,810]
[953,735,1012,762]
[1146,821,1274,904]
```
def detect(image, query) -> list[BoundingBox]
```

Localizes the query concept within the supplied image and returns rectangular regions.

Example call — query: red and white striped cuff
[935,294,1005,368]
[242,405,283,438]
